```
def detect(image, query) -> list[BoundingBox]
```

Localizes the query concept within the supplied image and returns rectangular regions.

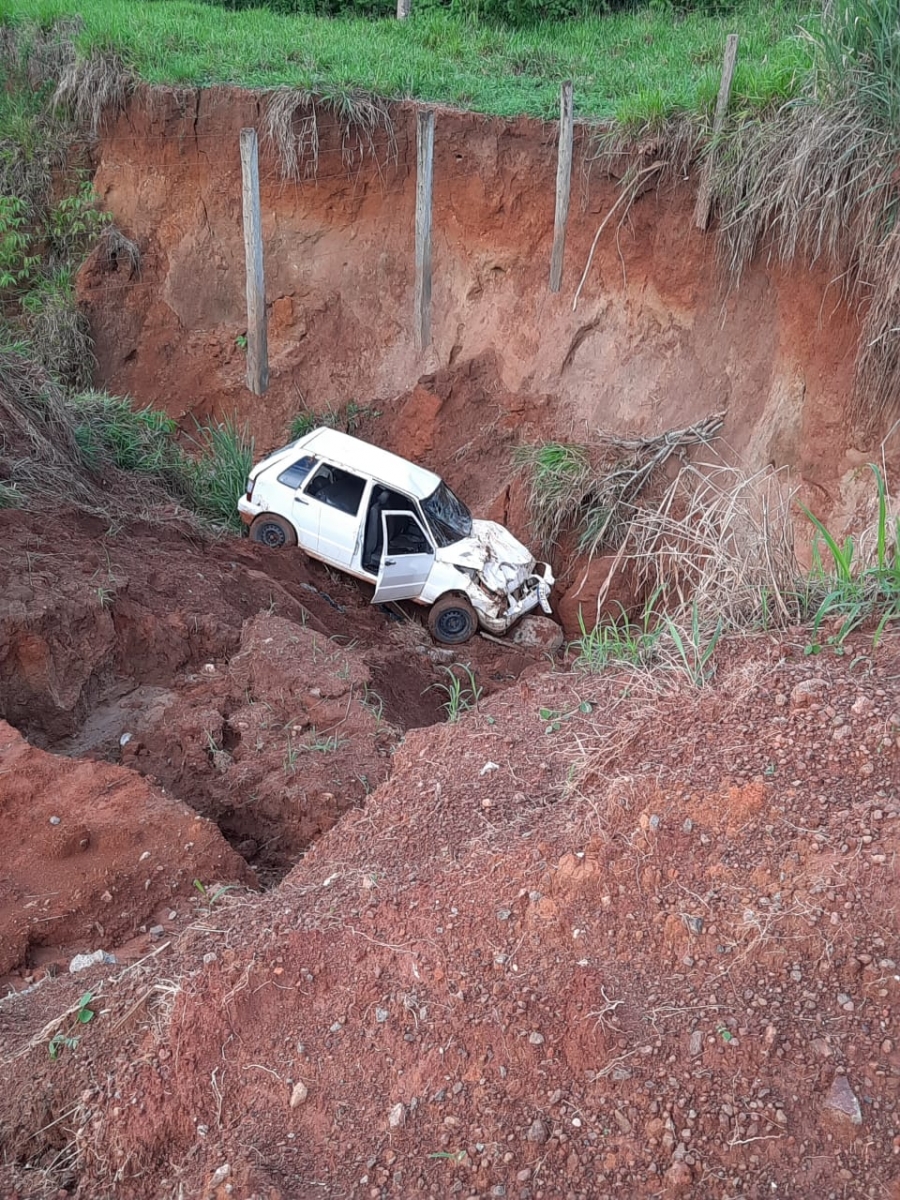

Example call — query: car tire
[428,594,478,645]
[249,513,298,550]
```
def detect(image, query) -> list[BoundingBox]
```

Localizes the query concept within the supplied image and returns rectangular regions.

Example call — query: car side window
[385,512,433,556]
[304,464,366,516]
[277,455,317,489]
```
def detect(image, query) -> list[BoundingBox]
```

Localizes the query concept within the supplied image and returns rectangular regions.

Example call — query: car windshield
[421,482,473,547]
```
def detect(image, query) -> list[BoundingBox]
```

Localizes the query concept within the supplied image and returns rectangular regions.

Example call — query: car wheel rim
[260,523,285,548]
[437,608,469,640]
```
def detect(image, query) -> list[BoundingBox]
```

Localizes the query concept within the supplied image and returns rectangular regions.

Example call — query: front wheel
[249,513,298,550]
[428,594,478,645]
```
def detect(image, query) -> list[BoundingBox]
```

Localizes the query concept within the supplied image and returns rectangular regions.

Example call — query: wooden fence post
[415,109,435,352]
[240,127,269,396]
[397,0,411,17]
[549,80,574,294]
[694,33,739,232]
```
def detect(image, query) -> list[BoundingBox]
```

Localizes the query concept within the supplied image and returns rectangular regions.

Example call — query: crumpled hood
[437,519,535,593]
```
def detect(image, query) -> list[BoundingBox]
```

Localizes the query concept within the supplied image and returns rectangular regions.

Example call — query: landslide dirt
[80,93,898,539]
[1,629,898,1199]
[0,718,252,980]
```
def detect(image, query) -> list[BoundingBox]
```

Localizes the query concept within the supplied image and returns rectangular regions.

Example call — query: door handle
[295,497,309,505]
[384,559,396,566]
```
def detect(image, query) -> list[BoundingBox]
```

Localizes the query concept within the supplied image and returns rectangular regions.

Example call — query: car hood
[437,520,536,591]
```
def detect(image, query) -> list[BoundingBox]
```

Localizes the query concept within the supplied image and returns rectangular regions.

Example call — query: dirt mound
[0,719,252,979]
[1,631,897,1198]
[0,507,423,743]
[115,612,403,877]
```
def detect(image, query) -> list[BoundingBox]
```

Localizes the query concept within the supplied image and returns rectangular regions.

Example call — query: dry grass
[0,340,100,509]
[515,413,724,558]
[263,86,396,181]
[601,460,801,632]
[52,49,135,136]
[99,224,140,276]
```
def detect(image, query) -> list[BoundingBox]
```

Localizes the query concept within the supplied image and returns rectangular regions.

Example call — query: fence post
[549,80,574,294]
[240,127,269,396]
[397,0,411,17]
[694,33,739,231]
[415,109,435,351]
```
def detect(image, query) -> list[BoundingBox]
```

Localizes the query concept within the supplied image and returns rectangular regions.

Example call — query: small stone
[330,1022,343,1033]
[689,1030,703,1058]
[516,1168,532,1183]
[69,949,115,973]
[496,909,512,922]
[388,1102,405,1129]
[209,1164,230,1187]
[148,925,165,940]
[290,1081,309,1108]
[682,819,693,834]
[665,1161,693,1192]
[375,1007,389,1023]
[613,1109,631,1134]
[528,1032,545,1046]
[490,1187,507,1198]
[526,1119,548,1144]
[824,1075,862,1126]
[49,816,61,826]
[203,952,218,965]
[790,678,829,708]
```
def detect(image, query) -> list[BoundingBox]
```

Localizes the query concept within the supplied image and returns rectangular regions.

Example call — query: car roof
[293,427,442,501]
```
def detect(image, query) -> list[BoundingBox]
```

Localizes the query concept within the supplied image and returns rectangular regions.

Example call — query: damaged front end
[438,519,555,635]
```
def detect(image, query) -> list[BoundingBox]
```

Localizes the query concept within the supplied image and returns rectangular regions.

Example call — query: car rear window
[277,455,317,489]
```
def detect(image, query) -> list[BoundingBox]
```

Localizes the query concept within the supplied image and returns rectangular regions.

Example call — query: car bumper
[238,497,260,526]
[477,562,555,635]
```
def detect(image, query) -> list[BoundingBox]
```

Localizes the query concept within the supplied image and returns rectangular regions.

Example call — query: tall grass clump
[710,0,900,427]
[186,419,254,528]
[71,393,253,528]
[513,441,592,552]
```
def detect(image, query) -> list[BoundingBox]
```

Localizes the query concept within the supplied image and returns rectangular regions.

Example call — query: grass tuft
[52,47,135,136]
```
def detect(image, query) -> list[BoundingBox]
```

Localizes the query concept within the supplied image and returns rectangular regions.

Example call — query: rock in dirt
[388,1102,405,1129]
[665,1161,693,1192]
[69,949,116,973]
[824,1075,862,1126]
[790,677,829,708]
[290,1081,309,1107]
[507,616,564,653]
[209,1163,230,1187]
[525,1118,548,1144]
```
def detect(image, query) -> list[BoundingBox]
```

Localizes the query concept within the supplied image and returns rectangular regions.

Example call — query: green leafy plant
[45,180,111,264]
[48,991,95,1059]
[660,601,723,687]
[432,664,482,723]
[192,878,239,908]
[0,194,39,289]
[570,601,663,672]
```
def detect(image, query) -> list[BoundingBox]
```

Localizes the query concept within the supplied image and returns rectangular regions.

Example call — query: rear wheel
[249,513,298,550]
[428,594,478,645]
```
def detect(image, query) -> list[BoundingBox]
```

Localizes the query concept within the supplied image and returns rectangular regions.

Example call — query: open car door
[372,510,434,605]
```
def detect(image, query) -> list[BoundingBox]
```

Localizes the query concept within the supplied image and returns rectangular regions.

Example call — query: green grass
[0,0,810,120]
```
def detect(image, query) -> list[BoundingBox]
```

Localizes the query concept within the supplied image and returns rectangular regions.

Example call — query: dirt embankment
[80,93,892,532]
[1,629,898,1199]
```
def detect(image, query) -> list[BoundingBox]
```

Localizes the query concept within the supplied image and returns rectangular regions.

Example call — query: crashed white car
[238,427,554,644]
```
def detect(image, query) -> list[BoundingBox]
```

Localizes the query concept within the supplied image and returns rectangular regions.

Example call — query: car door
[372,511,435,604]
[299,463,367,568]
[281,454,320,552]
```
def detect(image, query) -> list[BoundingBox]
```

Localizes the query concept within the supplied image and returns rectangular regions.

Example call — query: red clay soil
[1,628,897,1199]
[79,93,898,538]
[0,719,252,980]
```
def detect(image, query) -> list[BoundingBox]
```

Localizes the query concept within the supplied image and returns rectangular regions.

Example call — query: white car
[238,427,554,644]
